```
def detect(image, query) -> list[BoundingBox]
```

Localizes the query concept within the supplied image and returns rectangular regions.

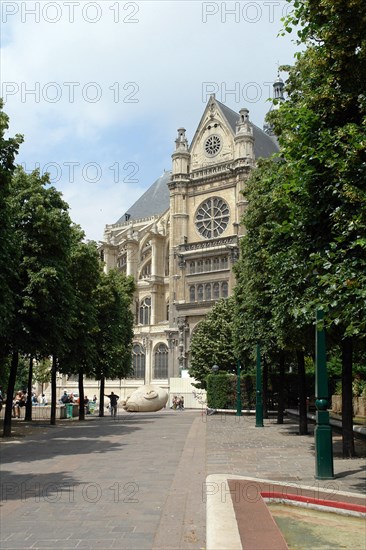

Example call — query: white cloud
[1,0,298,240]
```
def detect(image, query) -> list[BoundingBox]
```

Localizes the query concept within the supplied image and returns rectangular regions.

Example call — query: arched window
[139,297,151,325]
[205,259,211,271]
[140,260,151,279]
[165,245,170,276]
[221,256,228,269]
[130,344,145,379]
[189,286,196,302]
[221,281,228,298]
[213,282,220,299]
[197,284,204,302]
[197,260,203,273]
[213,257,220,271]
[190,261,195,274]
[153,343,168,379]
[205,283,212,301]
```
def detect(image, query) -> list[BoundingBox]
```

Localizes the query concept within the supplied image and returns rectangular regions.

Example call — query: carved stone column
[177,317,189,376]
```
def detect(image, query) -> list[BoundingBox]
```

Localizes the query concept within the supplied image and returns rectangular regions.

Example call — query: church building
[99,83,282,400]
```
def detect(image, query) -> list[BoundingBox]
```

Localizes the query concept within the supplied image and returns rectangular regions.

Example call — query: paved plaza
[1,410,365,549]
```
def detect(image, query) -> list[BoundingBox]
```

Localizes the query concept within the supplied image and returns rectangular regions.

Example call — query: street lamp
[236,360,242,416]
[315,309,334,479]
[255,344,264,427]
[212,364,219,374]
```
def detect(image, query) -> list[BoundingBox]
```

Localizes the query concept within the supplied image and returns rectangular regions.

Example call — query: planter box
[331,395,366,417]
[354,397,366,417]
[331,395,342,414]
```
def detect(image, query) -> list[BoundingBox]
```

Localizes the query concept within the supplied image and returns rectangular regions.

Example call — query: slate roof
[116,100,278,223]
[116,170,171,224]
[216,100,279,158]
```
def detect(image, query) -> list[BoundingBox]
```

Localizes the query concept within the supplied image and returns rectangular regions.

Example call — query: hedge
[206,371,337,409]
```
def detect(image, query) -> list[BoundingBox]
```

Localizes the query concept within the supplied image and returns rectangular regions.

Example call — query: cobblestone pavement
[1,411,365,550]
[0,410,206,550]
[205,414,366,496]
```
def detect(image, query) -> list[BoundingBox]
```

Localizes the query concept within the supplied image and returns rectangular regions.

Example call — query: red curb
[261,492,366,514]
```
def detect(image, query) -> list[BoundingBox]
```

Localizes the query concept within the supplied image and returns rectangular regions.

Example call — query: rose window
[195,197,230,239]
[204,134,222,157]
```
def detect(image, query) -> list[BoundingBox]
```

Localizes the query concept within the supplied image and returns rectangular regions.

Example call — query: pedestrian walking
[104,392,119,417]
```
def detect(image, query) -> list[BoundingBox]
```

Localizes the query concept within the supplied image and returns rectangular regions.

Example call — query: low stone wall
[24,405,79,420]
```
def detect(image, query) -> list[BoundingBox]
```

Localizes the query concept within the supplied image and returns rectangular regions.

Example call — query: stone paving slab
[1,411,204,550]
[205,415,366,495]
[2,410,366,550]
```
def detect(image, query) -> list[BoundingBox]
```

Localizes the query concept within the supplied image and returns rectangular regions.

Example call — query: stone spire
[273,76,285,102]
[172,128,190,176]
[234,107,254,161]
[263,75,285,136]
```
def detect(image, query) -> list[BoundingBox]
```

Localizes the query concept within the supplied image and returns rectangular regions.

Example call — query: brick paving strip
[228,479,366,550]
[153,415,206,549]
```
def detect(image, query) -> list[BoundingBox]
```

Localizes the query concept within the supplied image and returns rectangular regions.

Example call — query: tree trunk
[78,368,85,421]
[24,356,33,421]
[3,350,18,437]
[99,376,105,417]
[341,337,355,457]
[277,352,285,424]
[50,355,57,425]
[297,350,308,435]
[263,357,269,419]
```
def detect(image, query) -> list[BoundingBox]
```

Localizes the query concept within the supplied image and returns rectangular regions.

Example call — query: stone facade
[98,93,279,397]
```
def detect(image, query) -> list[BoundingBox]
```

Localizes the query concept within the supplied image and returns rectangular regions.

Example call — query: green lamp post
[236,360,242,416]
[315,309,334,479]
[255,344,264,427]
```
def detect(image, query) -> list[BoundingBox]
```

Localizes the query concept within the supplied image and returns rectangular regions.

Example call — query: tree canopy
[189,297,236,387]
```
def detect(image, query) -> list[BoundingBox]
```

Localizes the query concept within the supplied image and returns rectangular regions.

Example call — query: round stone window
[204,134,222,157]
[195,197,230,239]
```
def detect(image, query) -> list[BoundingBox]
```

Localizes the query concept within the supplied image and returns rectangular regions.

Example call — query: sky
[1,0,299,241]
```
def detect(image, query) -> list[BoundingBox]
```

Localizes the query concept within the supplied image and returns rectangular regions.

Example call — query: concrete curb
[205,474,366,550]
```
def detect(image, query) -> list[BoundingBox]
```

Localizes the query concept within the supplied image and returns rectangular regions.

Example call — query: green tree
[0,100,23,339]
[58,237,102,421]
[267,0,366,455]
[189,297,236,388]
[95,269,135,415]
[233,158,312,432]
[3,168,74,434]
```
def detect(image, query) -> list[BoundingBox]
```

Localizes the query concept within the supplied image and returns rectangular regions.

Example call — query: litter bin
[66,403,73,419]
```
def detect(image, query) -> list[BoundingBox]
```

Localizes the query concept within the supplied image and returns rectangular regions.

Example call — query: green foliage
[334,381,342,396]
[207,374,230,408]
[0,100,23,338]
[268,0,366,338]
[189,297,236,387]
[94,269,135,380]
[33,357,51,384]
[8,167,75,357]
[234,0,366,382]
[226,375,256,409]
[59,237,102,376]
